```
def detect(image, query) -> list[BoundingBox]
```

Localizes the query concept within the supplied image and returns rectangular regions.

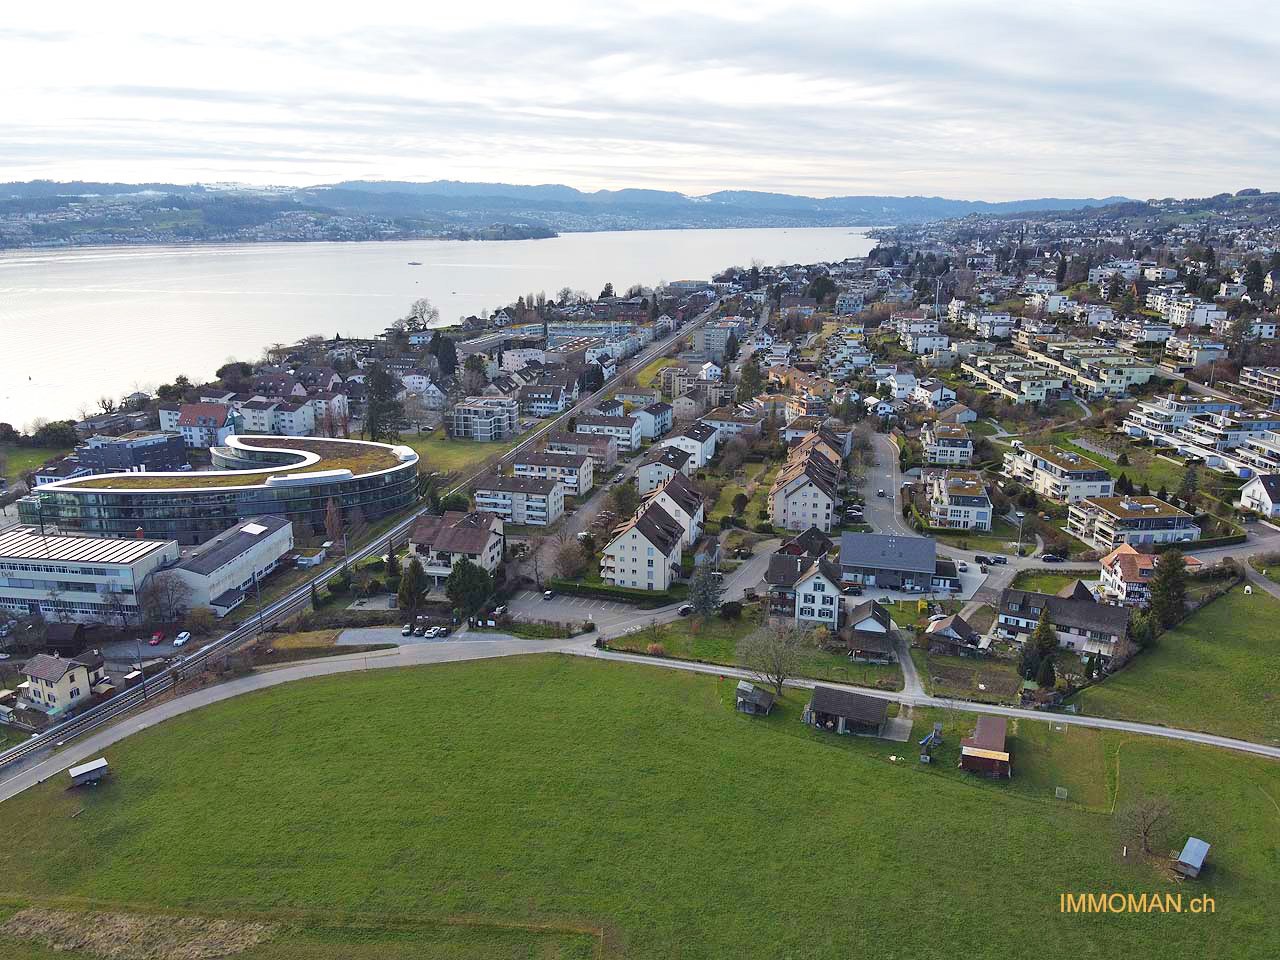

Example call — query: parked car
[543,590,555,600]
[991,555,1008,565]
[401,624,413,636]
[151,630,165,643]
[677,604,693,616]
[173,631,191,647]
[0,653,9,661]
[928,613,948,623]
[1042,554,1064,563]
[146,636,161,646]
[957,561,968,572]
[842,585,863,596]
[413,624,427,637]
[973,554,991,564]
[436,626,452,637]
[876,489,886,497]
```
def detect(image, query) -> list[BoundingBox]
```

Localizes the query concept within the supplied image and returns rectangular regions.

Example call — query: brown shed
[960,715,1011,778]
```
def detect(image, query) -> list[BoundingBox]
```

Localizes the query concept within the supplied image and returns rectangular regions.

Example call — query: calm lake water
[0,226,875,429]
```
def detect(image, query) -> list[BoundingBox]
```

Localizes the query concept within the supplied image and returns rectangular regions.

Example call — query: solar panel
[241,522,268,536]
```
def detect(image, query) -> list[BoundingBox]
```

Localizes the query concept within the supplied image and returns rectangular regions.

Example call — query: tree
[32,420,78,449]
[385,549,401,581]
[688,566,725,618]
[445,557,493,615]
[1118,792,1174,854]
[732,492,749,516]
[1178,464,1199,500]
[1148,550,1188,629]
[1035,655,1056,688]
[740,621,811,696]
[436,335,458,377]
[1116,472,1133,495]
[1116,452,1130,466]
[185,607,216,636]
[406,297,440,331]
[608,481,639,518]
[398,556,427,620]
[365,364,406,442]
[139,571,192,622]
[324,497,344,550]
[724,331,739,361]
[599,282,614,299]
[555,542,586,579]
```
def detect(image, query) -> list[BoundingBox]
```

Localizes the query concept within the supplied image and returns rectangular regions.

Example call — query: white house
[911,379,957,409]
[927,470,993,530]
[637,445,694,493]
[700,361,723,381]
[1238,474,1280,517]
[879,370,917,400]
[642,472,704,547]
[632,402,674,440]
[576,414,641,453]
[410,511,505,587]
[599,502,684,591]
[657,422,718,469]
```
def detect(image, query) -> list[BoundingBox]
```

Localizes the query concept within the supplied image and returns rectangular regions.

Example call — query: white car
[957,561,968,572]
[928,613,948,623]
[173,631,191,647]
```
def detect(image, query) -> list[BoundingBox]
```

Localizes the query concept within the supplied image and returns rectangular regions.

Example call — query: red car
[150,630,165,644]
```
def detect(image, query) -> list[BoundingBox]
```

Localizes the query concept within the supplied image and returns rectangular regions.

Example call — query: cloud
[1,1,1277,198]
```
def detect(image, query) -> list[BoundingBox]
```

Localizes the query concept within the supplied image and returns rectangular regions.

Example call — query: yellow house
[18,652,109,718]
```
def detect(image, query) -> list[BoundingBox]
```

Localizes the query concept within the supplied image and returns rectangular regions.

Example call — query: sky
[2,1,1278,201]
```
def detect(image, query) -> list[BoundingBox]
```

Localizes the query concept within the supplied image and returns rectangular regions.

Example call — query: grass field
[609,611,904,690]
[1,444,71,482]
[0,656,1274,960]
[632,354,679,389]
[1011,570,1097,595]
[932,516,1025,555]
[1071,588,1280,745]
[403,432,525,475]
[706,461,778,522]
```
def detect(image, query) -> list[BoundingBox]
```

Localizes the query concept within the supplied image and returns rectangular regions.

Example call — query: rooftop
[1080,496,1191,519]
[51,436,414,491]
[174,515,291,576]
[0,527,172,565]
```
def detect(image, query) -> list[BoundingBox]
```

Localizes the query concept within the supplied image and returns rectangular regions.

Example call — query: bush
[367,578,384,594]
[753,522,774,534]
[719,601,743,620]
[645,642,666,656]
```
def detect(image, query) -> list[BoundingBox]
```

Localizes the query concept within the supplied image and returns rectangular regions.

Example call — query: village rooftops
[512,451,588,468]
[642,445,692,469]
[50,436,415,491]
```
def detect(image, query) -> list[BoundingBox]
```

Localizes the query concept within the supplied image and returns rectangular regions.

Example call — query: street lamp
[1015,511,1026,557]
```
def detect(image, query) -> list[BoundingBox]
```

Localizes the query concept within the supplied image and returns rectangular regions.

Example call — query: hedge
[1153,534,1246,552]
[547,579,684,608]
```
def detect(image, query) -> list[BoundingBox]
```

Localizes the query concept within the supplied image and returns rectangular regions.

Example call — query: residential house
[1066,496,1200,551]
[576,414,641,453]
[672,389,707,420]
[657,422,718,469]
[924,614,983,657]
[921,422,974,465]
[1099,543,1203,607]
[591,397,626,418]
[160,403,237,448]
[927,470,993,530]
[837,532,958,592]
[599,502,684,590]
[701,407,764,440]
[447,397,520,441]
[18,652,111,719]
[409,511,505,587]
[544,430,618,471]
[519,384,569,418]
[996,586,1131,661]
[615,388,661,407]
[1003,445,1114,503]
[844,599,898,661]
[473,475,564,526]
[512,452,594,496]
[777,527,834,558]
[642,472,704,547]
[910,379,957,409]
[765,554,843,628]
[636,445,694,493]
[768,435,842,533]
[633,402,674,440]
[1238,474,1280,517]
[936,402,977,425]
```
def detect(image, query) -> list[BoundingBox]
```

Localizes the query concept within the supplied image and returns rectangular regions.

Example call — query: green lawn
[707,461,777,523]
[402,431,525,475]
[610,609,904,690]
[1011,570,1097,595]
[632,354,679,390]
[932,517,1025,555]
[1,444,71,482]
[0,656,1274,960]
[1071,588,1280,744]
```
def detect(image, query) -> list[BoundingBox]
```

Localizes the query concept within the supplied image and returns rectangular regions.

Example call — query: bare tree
[97,396,117,415]
[1117,793,1174,854]
[554,542,586,579]
[740,621,813,696]
[406,297,440,331]
[139,571,192,623]
[403,393,432,433]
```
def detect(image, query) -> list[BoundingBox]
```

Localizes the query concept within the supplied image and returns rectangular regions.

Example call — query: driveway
[508,589,646,634]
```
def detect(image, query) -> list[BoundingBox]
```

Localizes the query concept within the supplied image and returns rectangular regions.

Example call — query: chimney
[135,526,145,539]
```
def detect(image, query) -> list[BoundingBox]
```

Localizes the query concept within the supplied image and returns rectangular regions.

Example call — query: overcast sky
[3,1,1277,200]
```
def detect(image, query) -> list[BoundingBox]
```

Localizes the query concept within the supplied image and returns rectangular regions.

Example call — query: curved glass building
[19,436,420,544]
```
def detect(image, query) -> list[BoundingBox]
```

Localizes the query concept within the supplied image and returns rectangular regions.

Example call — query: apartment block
[446,396,520,441]
[1066,496,1200,551]
[473,475,564,526]
[1003,445,1114,503]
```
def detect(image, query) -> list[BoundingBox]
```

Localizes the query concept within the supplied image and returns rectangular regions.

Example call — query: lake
[0,226,875,429]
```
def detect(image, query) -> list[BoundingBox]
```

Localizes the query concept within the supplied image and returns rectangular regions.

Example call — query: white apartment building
[921,422,974,465]
[928,470,993,531]
[512,451,594,496]
[641,473,705,548]
[1003,444,1114,503]
[575,414,641,453]
[1066,496,1200,551]
[599,502,684,591]
[636,445,694,493]
[473,475,565,526]
[0,527,178,625]
[447,396,520,441]
[657,422,718,468]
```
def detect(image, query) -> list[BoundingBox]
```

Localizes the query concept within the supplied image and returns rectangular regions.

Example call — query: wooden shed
[804,685,887,736]
[1175,837,1210,878]
[959,716,1011,778]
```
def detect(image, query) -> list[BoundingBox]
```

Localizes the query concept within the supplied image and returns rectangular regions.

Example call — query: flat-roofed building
[473,475,564,526]
[512,451,594,496]
[0,527,178,625]
[543,430,617,471]
[921,422,974,466]
[1003,444,1114,503]
[75,431,188,474]
[446,396,520,441]
[1066,496,1200,551]
[927,470,992,530]
[575,414,641,452]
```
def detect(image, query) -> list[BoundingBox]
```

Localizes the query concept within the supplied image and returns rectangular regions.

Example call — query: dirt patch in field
[1,907,277,959]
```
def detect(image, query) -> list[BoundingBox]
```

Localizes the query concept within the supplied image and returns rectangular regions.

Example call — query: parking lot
[507,589,654,631]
